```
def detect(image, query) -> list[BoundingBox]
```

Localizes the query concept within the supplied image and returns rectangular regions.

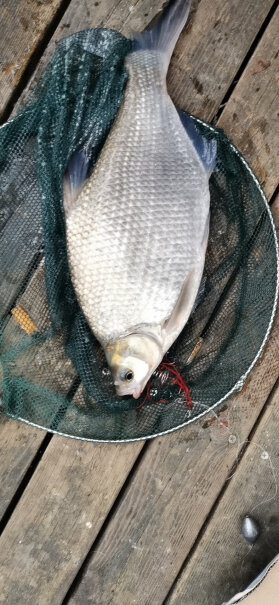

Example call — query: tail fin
[132,0,191,66]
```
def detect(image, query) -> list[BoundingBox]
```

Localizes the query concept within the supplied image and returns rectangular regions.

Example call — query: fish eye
[119,369,134,382]
[125,371,134,381]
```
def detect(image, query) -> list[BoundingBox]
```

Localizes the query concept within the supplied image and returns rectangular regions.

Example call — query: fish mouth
[115,386,142,399]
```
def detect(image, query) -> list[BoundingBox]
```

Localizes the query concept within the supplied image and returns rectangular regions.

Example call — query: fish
[63,0,216,400]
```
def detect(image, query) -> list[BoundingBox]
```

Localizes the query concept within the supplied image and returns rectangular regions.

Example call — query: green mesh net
[0,28,278,441]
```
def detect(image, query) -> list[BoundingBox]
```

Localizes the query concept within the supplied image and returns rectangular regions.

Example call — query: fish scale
[66,50,210,346]
[63,0,217,398]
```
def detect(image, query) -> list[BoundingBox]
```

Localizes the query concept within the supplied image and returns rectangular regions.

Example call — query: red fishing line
[136,361,191,410]
[136,382,169,410]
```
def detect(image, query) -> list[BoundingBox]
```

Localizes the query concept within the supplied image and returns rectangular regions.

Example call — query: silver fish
[63,0,216,399]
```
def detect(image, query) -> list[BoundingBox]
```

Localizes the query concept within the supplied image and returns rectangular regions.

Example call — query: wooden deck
[0,1,278,603]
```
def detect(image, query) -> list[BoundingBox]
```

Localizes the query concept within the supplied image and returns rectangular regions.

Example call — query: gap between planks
[163,368,279,604]
[0,0,73,123]
[0,0,278,600]
[166,363,279,604]
[60,194,279,605]
[212,0,279,125]
[0,0,275,529]
[62,9,279,603]
[163,192,279,604]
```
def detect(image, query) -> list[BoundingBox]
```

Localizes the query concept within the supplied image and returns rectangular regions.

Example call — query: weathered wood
[13,0,172,106]
[0,0,63,112]
[0,0,164,533]
[0,157,43,320]
[17,0,274,123]
[1,0,274,317]
[167,330,279,602]
[168,407,279,605]
[0,417,45,522]
[0,258,143,601]
[179,7,279,396]
[65,7,279,585]
[0,0,273,512]
[0,436,143,605]
[3,0,275,318]
[66,265,279,605]
[218,6,279,198]
[0,2,278,603]
[0,263,78,521]
[0,262,76,390]
[168,0,276,119]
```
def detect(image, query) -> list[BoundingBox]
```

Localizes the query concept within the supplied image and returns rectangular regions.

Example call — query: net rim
[1,117,278,442]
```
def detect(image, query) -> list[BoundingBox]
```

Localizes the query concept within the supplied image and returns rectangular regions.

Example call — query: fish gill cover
[0,28,277,441]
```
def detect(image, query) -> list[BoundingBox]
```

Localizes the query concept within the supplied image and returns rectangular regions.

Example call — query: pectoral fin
[63,150,90,216]
[192,276,207,313]
[176,108,217,175]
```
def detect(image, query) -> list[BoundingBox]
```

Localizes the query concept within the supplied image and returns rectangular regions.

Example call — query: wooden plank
[0,417,45,522]
[0,1,277,602]
[0,436,143,605]
[178,7,279,386]
[0,0,273,502]
[0,0,67,313]
[168,0,275,119]
[218,6,279,198]
[0,0,63,113]
[0,1,168,584]
[17,0,274,122]
[0,262,76,394]
[0,151,43,320]
[0,0,166,547]
[3,0,274,316]
[0,262,78,521]
[0,0,272,326]
[164,192,276,604]
[167,352,279,602]
[2,0,274,315]
[0,0,163,530]
[65,8,279,592]
[66,263,279,605]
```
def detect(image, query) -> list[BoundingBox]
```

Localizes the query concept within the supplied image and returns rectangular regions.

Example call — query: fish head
[105,334,162,399]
